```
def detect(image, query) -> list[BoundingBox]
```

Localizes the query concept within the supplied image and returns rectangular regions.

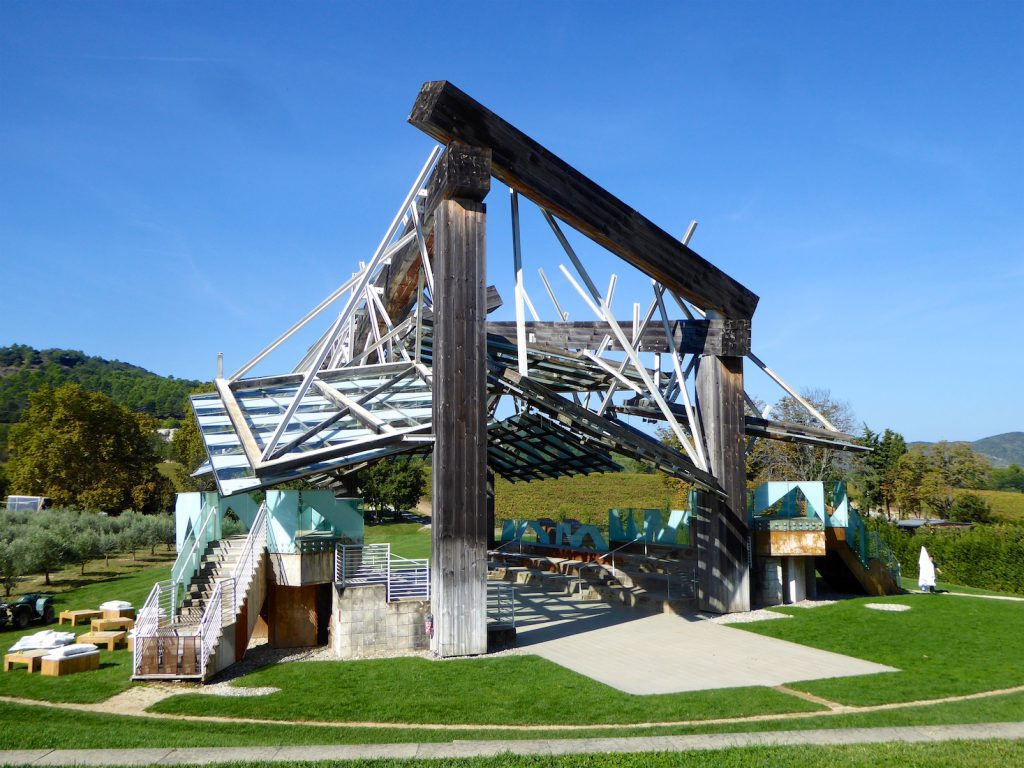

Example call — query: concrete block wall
[330,584,430,659]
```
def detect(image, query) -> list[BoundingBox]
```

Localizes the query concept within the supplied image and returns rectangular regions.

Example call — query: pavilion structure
[190,81,867,657]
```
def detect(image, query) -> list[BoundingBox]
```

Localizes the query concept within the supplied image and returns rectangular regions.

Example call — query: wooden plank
[695,351,750,613]
[409,81,759,319]
[485,320,684,352]
[431,189,489,657]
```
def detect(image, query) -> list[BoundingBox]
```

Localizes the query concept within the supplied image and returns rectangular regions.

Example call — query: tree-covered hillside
[0,344,204,461]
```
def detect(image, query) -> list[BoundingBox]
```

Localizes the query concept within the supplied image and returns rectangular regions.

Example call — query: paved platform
[3,722,1023,764]
[512,586,897,695]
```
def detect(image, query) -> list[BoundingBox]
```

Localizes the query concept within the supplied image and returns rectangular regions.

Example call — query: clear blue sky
[1,1,1021,443]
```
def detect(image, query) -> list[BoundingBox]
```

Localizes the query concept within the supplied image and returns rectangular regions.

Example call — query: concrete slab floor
[512,588,896,695]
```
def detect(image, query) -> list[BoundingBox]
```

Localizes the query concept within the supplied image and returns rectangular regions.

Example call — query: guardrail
[846,507,902,588]
[171,498,220,589]
[335,543,430,602]
[487,581,515,627]
[198,580,224,677]
[229,502,267,613]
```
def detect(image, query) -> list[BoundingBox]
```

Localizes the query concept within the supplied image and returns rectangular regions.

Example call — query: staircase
[489,550,698,614]
[133,502,268,681]
[179,536,247,622]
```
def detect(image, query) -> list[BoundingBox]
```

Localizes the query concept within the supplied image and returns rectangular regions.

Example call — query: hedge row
[874,521,1024,593]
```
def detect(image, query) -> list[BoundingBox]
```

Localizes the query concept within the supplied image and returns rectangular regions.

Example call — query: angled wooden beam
[409,81,759,319]
[215,378,263,472]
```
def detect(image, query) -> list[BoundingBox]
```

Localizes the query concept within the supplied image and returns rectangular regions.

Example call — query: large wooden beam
[431,144,491,657]
[409,81,759,319]
[695,349,751,613]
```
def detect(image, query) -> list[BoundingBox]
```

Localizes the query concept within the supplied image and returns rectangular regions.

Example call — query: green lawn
[0,562,169,704]
[4,688,1024,749]
[363,521,432,560]
[175,743,1018,768]
[149,654,820,725]
[736,593,1024,706]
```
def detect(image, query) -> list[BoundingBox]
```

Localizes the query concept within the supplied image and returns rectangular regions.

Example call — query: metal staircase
[133,501,268,681]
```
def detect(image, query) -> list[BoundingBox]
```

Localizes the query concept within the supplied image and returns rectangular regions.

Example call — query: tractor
[0,593,55,630]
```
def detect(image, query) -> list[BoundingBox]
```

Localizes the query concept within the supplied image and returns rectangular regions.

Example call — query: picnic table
[3,648,50,673]
[58,609,102,626]
[76,630,127,651]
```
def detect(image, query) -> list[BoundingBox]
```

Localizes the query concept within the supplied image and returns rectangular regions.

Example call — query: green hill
[0,344,204,461]
[972,432,1024,468]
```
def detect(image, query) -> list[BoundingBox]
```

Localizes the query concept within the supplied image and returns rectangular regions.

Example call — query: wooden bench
[3,649,50,673]
[40,652,100,677]
[58,609,102,626]
[76,630,127,651]
[102,608,135,620]
[90,617,135,632]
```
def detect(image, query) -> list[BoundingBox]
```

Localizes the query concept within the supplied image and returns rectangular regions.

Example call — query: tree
[0,540,22,597]
[357,457,426,519]
[69,528,101,575]
[851,427,907,518]
[6,384,174,512]
[168,387,216,492]
[949,493,993,523]
[988,464,1024,493]
[889,443,991,519]
[890,451,929,517]
[21,528,66,585]
[747,389,857,485]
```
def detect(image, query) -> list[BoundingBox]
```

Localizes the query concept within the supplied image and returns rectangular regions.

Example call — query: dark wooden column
[430,143,491,656]
[695,316,751,613]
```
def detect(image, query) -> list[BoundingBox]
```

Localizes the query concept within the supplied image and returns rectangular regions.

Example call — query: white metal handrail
[387,554,430,601]
[335,543,430,602]
[198,580,224,677]
[487,581,515,627]
[228,502,267,613]
[336,543,390,585]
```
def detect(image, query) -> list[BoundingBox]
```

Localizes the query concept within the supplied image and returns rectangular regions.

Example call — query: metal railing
[487,581,515,627]
[387,554,430,601]
[198,580,224,676]
[845,507,902,588]
[170,498,220,588]
[229,502,267,613]
[335,543,430,601]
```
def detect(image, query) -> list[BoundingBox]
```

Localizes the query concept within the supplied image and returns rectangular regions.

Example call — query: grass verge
[149,655,821,724]
[736,593,1024,705]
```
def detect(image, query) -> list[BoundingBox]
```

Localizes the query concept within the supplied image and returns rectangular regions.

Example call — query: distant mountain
[0,344,205,461]
[910,432,1024,468]
[972,433,1024,468]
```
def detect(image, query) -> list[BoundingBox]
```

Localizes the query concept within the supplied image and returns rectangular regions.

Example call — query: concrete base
[517,608,896,695]
[330,584,429,659]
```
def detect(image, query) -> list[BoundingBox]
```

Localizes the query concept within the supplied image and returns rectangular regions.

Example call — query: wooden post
[695,314,751,613]
[430,143,491,656]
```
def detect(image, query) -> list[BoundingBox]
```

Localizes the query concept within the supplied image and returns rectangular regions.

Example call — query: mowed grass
[0,562,170,703]
[736,593,1024,706]
[149,654,821,725]
[363,521,432,560]
[5,688,1024,749]
[495,472,677,527]
[152,743,1024,768]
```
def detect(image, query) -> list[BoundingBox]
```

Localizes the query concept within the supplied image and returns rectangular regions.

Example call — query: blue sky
[1,1,1021,442]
